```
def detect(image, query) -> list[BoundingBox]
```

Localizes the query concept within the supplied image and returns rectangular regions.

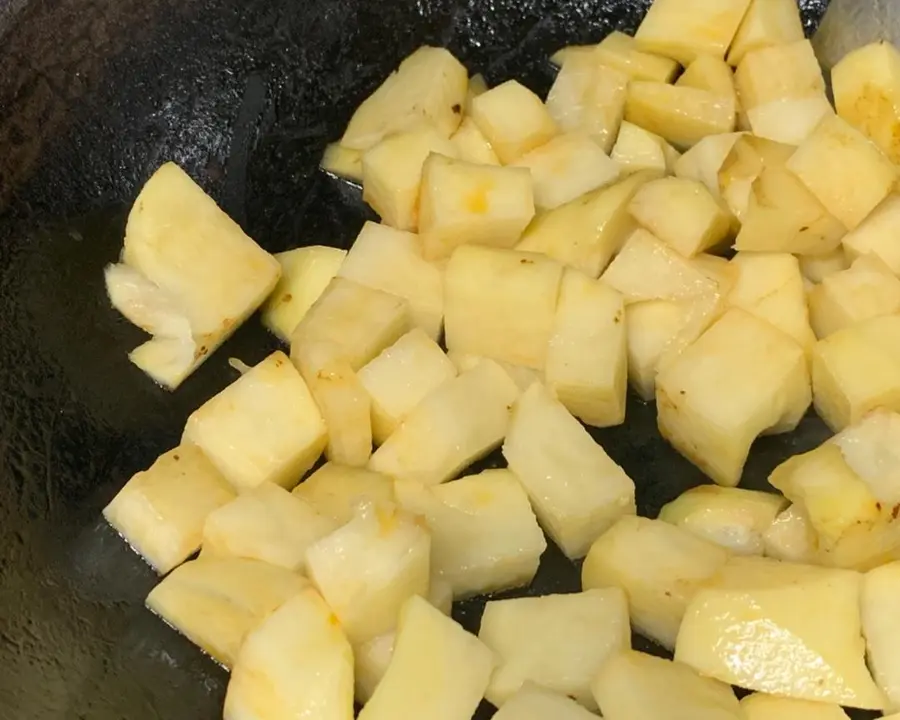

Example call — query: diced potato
[677,56,737,104]
[717,134,795,220]
[832,41,900,163]
[514,133,619,210]
[625,82,736,148]
[817,520,900,572]
[629,177,732,257]
[479,589,630,709]
[224,587,354,720]
[354,632,396,704]
[356,596,494,720]
[146,556,307,668]
[445,351,541,392]
[787,115,898,230]
[341,46,467,150]
[862,562,900,711]
[592,650,743,720]
[550,44,595,68]
[832,410,900,507]
[503,383,636,559]
[444,245,562,370]
[546,271,626,427]
[674,132,744,197]
[634,0,753,65]
[201,482,336,572]
[594,31,680,83]
[113,163,281,388]
[103,444,236,574]
[469,80,558,164]
[493,685,601,720]
[800,247,849,284]
[657,309,811,487]
[305,503,430,645]
[812,315,900,431]
[727,0,805,67]
[418,154,535,260]
[740,693,851,720]
[394,469,546,598]
[675,556,887,710]
[450,117,500,165]
[321,143,364,183]
[659,486,787,555]
[261,246,347,343]
[842,194,900,275]
[368,360,519,485]
[611,121,672,175]
[764,505,819,563]
[465,73,488,111]
[517,170,658,278]
[292,463,395,526]
[745,96,835,147]
[625,299,692,400]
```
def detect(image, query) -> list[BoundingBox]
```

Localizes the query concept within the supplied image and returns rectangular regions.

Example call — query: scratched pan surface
[0,0,857,718]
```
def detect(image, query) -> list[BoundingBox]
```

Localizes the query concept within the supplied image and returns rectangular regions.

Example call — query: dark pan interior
[0,1,863,718]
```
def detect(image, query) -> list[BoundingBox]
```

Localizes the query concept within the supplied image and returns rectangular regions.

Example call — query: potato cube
[625,82,736,148]
[727,0,805,67]
[735,40,826,111]
[418,154,535,260]
[260,245,346,343]
[201,482,337,572]
[634,0,753,65]
[862,562,900,711]
[625,299,693,400]
[611,121,672,175]
[305,503,430,644]
[292,463,394,526]
[356,596,494,720]
[358,329,456,445]
[224,587,354,720]
[394,469,546,598]
[341,46,467,150]
[479,589,630,709]
[503,383,636,559]
[183,352,326,492]
[450,117,500,165]
[801,247,849,284]
[550,44,595,67]
[546,270,626,427]
[113,163,281,389]
[833,41,900,163]
[594,31,680,83]
[146,556,307,668]
[832,410,900,507]
[444,245,562,370]
[788,115,898,230]
[674,131,743,197]
[368,360,519,485]
[445,351,541,391]
[592,650,743,720]
[746,95,835,147]
[717,134,797,220]
[469,80,558,163]
[321,142,364,183]
[764,505,819,563]
[103,444,236,574]
[493,685,602,720]
[742,694,851,719]
[338,222,443,340]
[677,56,737,103]
[842,194,900,275]
[675,556,887,710]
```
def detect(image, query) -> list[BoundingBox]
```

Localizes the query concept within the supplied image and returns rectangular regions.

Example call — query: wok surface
[0,0,863,718]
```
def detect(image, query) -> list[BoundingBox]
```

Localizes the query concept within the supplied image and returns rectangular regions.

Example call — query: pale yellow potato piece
[146,556,307,669]
[717,134,796,206]
[470,80,558,164]
[465,73,488,111]
[740,693,850,720]
[727,0,805,67]
[832,409,900,507]
[104,443,236,574]
[550,44,596,68]
[625,82,736,148]
[674,131,744,197]
[763,505,819,563]
[675,556,887,710]
[493,685,601,720]
[801,247,849,284]
[450,117,500,165]
[321,143,364,183]
[292,463,394,526]
[625,299,692,400]
[787,115,898,230]
[419,154,535,260]
[677,56,737,104]
[368,360,519,486]
[862,561,900,711]
[746,96,835,146]
[594,31,680,83]
[843,194,900,275]
[445,351,541,392]
[611,121,671,175]
[735,40,826,111]
[183,352,327,492]
[354,632,396,704]
[479,589,630,709]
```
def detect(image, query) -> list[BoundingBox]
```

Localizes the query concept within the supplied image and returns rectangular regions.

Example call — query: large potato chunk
[862,561,900,711]
[675,556,887,710]
[104,443,236,574]
[224,588,354,720]
[594,31,680,83]
[740,693,851,720]
[503,383,636,559]
[493,685,601,720]
[341,46,467,150]
[470,80,558,164]
[479,589,630,709]
[625,82,736,148]
[292,463,395,526]
[727,0,805,67]
[111,163,280,389]
[582,516,730,649]
[657,308,811,487]
[183,352,326,492]
[842,194,900,275]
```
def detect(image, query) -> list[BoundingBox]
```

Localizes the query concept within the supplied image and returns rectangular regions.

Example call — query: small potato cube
[626,83,736,149]
[183,352,327,492]
[418,154,535,260]
[657,309,811,487]
[338,222,443,340]
[634,0,753,65]
[625,299,693,401]
[444,245,562,370]
[446,351,541,392]
[503,382,636,559]
[450,117,500,165]
[788,115,898,230]
[104,444,236,574]
[394,469,546,598]
[261,245,347,343]
[735,40,826,111]
[801,247,850,284]
[494,685,602,720]
[862,562,900,711]
[833,410,900,507]
[843,194,900,275]
[611,121,673,175]
[741,694,851,720]
[594,31,680,83]
[764,505,819,563]
[546,270,626,427]
[677,56,737,103]
[361,126,456,231]
[582,515,730,649]
[201,482,337,572]
[321,143,364,183]
[479,589,630,709]
[292,463,394,526]
[368,360,519,485]
[305,503,430,645]
[470,80,558,163]
[727,0,805,67]
[674,132,743,197]
[358,328,457,444]
[146,556,307,668]
[628,177,732,257]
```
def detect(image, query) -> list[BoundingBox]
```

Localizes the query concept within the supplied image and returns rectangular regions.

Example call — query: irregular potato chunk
[612,121,675,175]
[862,561,900,712]
[493,685,601,720]
[717,134,796,221]
[727,0,805,67]
[625,82,736,148]
[321,143,364,183]
[594,31,680,83]
[763,505,819,563]
[832,410,900,507]
[842,194,900,275]
[677,56,737,112]
[740,693,851,720]
[445,351,541,392]
[450,117,500,165]
[674,132,743,197]
[292,463,395,526]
